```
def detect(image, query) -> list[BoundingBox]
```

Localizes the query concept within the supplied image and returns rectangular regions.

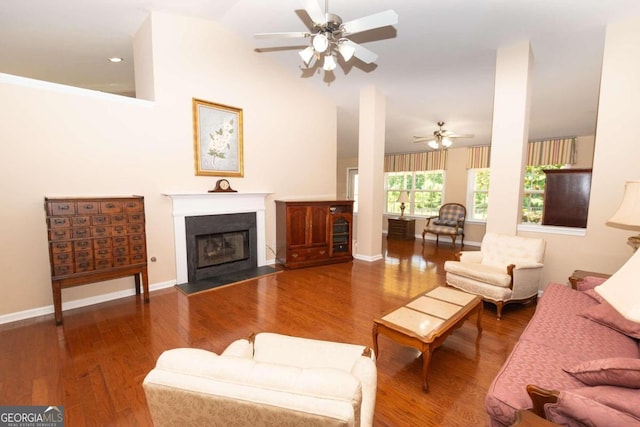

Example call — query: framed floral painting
[192,98,244,177]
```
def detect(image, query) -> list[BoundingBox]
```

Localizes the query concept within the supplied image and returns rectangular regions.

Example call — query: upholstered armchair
[422,203,466,248]
[143,332,377,427]
[443,232,546,319]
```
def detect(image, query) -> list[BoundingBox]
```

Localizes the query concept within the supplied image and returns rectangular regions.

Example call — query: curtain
[384,151,447,172]
[466,146,491,169]
[527,137,576,166]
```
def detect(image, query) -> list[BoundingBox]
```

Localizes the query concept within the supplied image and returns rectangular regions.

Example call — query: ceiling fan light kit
[255,0,398,75]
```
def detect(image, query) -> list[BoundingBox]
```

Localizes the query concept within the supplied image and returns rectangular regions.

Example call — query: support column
[355,85,385,262]
[486,41,533,235]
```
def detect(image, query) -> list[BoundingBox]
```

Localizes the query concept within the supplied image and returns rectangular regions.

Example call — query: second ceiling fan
[414,122,474,150]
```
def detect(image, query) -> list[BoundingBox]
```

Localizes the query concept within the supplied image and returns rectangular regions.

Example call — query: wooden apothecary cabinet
[44,196,149,324]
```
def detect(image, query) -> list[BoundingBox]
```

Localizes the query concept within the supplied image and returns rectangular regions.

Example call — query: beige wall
[0,12,337,319]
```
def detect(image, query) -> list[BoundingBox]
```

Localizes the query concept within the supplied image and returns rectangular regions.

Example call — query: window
[522,164,563,223]
[385,171,444,217]
[467,168,490,221]
[347,168,358,213]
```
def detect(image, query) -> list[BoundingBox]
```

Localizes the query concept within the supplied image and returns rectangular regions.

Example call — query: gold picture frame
[193,98,244,177]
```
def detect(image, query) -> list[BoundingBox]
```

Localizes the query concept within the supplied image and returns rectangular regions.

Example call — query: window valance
[466,146,491,169]
[527,137,576,166]
[384,151,447,172]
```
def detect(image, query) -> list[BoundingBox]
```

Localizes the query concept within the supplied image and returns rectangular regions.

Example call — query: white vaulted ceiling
[2,0,640,157]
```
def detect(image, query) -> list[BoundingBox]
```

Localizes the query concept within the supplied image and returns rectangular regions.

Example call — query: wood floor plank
[0,238,536,426]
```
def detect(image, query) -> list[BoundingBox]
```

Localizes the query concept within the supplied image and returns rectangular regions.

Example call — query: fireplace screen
[196,231,249,269]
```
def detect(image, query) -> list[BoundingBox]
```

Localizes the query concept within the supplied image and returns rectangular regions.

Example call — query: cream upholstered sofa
[143,332,377,427]
[444,232,546,319]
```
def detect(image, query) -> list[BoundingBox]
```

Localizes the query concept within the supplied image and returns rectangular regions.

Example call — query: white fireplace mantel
[164,192,271,284]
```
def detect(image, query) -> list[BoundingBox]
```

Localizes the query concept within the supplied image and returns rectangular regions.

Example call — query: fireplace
[164,192,270,285]
[185,212,257,283]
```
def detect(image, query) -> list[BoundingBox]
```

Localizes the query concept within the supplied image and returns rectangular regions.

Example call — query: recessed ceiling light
[108,57,123,63]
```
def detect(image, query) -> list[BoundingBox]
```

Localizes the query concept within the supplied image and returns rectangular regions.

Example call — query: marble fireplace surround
[164,193,270,285]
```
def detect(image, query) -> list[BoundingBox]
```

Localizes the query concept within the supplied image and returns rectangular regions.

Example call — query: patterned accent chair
[422,203,466,248]
[143,332,377,427]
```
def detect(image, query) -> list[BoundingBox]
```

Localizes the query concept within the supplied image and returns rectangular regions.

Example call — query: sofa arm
[351,356,377,427]
[545,389,640,426]
[221,338,253,358]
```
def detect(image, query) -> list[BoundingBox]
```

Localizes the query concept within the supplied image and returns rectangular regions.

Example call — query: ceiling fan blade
[413,137,436,143]
[254,32,311,39]
[342,40,378,64]
[341,10,398,35]
[448,134,474,139]
[300,0,325,24]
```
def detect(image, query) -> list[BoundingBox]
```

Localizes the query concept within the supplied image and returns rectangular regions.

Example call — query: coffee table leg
[422,345,432,392]
[372,323,380,357]
[476,304,483,334]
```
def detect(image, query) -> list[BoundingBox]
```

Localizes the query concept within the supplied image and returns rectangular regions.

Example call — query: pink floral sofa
[485,276,640,426]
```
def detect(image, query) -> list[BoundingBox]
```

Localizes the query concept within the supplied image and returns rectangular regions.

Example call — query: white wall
[0,12,337,319]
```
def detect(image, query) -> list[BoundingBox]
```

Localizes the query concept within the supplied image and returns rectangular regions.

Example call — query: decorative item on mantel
[607,180,640,251]
[397,191,409,217]
[209,179,237,193]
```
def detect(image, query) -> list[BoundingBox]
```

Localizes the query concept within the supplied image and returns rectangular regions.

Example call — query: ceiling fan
[254,0,398,72]
[413,121,474,150]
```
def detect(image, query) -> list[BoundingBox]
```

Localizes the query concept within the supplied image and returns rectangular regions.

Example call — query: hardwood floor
[0,238,536,426]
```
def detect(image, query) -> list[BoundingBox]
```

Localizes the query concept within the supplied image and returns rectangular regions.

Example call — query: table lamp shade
[608,180,640,228]
[397,192,410,204]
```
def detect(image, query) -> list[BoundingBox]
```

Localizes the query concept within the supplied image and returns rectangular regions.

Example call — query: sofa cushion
[546,387,640,427]
[564,358,640,388]
[580,300,640,340]
[595,248,640,322]
[444,261,512,288]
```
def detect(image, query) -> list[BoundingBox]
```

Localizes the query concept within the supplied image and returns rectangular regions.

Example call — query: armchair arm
[425,215,439,226]
[458,251,482,263]
[526,384,559,419]
[513,262,544,270]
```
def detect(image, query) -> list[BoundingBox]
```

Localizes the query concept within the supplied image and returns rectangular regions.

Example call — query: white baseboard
[354,253,384,262]
[0,280,175,325]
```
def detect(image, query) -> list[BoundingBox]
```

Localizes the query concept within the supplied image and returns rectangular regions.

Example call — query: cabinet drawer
[100,201,122,213]
[71,228,90,239]
[123,199,143,212]
[113,246,129,257]
[53,264,73,277]
[95,259,112,270]
[49,202,76,216]
[52,252,73,265]
[74,250,92,261]
[77,201,99,214]
[71,216,90,227]
[91,215,110,226]
[112,236,128,247]
[91,226,112,237]
[131,253,146,264]
[74,240,92,251]
[112,225,127,236]
[111,214,127,224]
[288,247,329,262]
[129,234,145,245]
[128,213,144,223]
[93,238,111,249]
[114,256,130,267]
[131,242,146,255]
[128,223,144,234]
[75,260,94,272]
[49,229,71,241]
[51,241,73,254]
[48,217,70,228]
[94,248,112,260]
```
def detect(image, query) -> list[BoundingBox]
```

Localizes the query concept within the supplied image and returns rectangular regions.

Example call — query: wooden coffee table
[372,286,482,391]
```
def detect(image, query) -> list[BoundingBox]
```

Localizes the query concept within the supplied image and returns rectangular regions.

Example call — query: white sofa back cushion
[147,347,363,426]
[596,248,640,322]
[481,233,546,268]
